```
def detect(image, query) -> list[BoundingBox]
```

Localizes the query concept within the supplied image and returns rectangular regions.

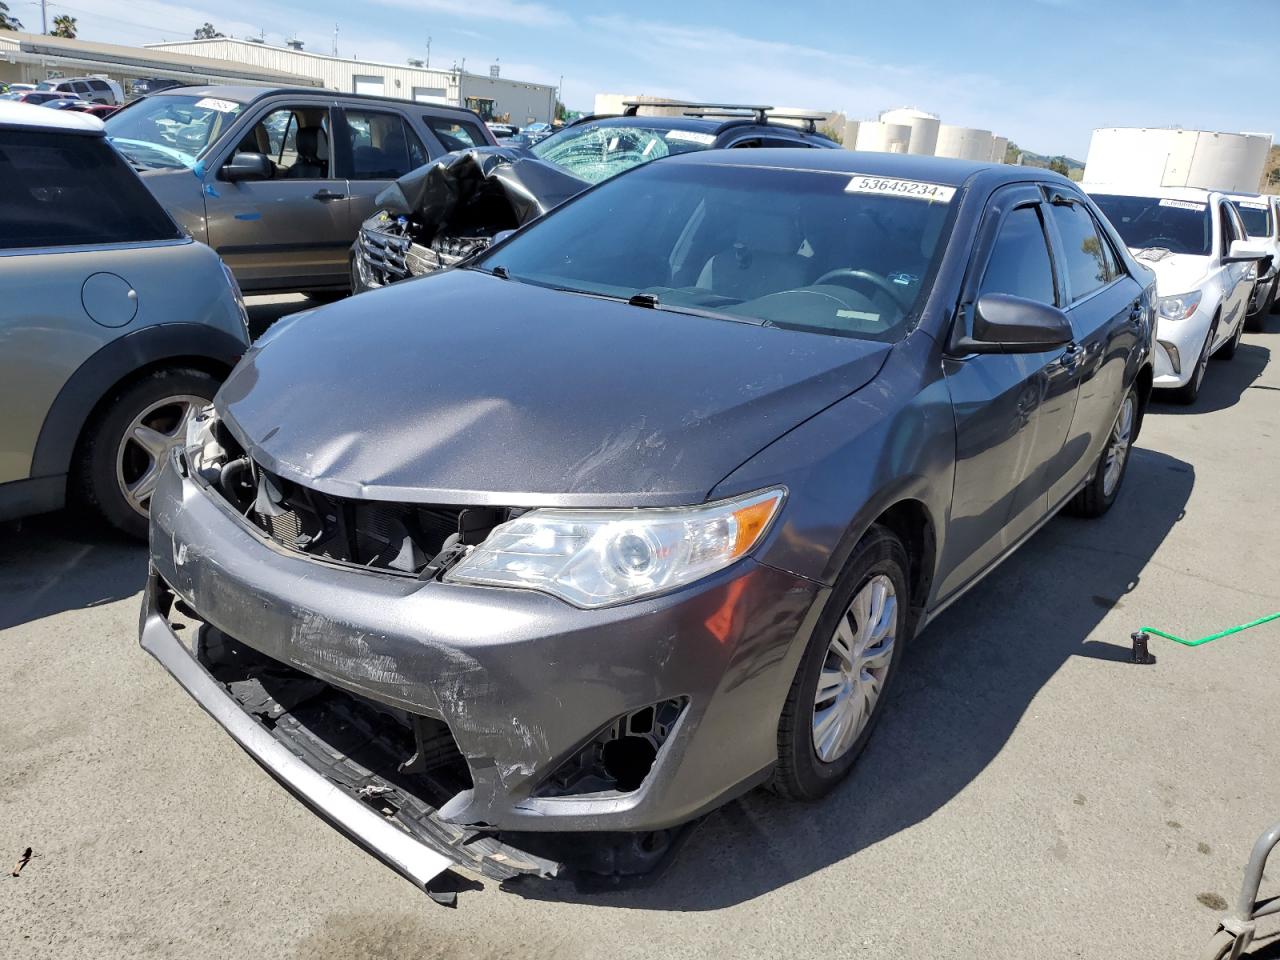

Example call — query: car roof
[0,100,104,133]
[664,147,1061,189]
[1082,183,1223,202]
[145,84,485,118]
[566,112,835,141]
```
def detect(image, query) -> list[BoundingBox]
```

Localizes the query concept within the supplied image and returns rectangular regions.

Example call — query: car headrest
[296,126,327,161]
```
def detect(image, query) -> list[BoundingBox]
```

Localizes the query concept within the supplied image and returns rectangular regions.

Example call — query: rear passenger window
[1048,200,1110,299]
[425,117,485,152]
[341,110,429,179]
[0,130,180,249]
[89,80,110,91]
[980,205,1057,305]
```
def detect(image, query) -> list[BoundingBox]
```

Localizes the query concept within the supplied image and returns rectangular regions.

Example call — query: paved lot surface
[4,299,1280,959]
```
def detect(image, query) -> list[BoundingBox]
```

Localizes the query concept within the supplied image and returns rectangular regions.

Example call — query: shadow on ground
[0,513,146,631]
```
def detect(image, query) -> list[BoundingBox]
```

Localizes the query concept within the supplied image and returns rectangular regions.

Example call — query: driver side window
[980,205,1057,305]
[233,106,332,179]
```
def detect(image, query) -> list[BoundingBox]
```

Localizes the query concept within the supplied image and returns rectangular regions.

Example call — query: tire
[1218,314,1245,361]
[1066,388,1136,518]
[769,525,911,801]
[1170,318,1216,406]
[74,368,219,540]
[1198,930,1236,960]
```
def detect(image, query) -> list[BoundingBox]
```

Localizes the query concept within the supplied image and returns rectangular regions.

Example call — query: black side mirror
[221,152,275,183]
[951,293,1074,355]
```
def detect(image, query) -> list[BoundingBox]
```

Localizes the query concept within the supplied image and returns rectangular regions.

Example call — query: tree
[1004,140,1022,164]
[1048,156,1070,176]
[51,14,76,38]
[554,99,568,122]
[0,2,23,30]
[193,22,225,39]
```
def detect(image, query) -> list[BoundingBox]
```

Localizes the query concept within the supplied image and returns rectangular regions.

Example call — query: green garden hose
[1140,612,1280,647]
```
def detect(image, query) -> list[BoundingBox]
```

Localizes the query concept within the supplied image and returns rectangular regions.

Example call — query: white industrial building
[878,107,939,156]
[845,106,1010,165]
[1084,127,1273,194]
[150,38,557,124]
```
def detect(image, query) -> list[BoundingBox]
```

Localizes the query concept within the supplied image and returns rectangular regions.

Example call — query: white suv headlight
[445,487,786,608]
[1157,290,1202,321]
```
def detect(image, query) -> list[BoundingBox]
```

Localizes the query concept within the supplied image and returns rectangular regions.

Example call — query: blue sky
[17,0,1277,157]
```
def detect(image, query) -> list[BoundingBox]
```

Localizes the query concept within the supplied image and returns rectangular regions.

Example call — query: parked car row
[1,86,1271,898]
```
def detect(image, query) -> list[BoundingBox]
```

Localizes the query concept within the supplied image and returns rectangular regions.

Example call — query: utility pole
[40,0,47,34]
[425,36,431,68]
[332,24,338,57]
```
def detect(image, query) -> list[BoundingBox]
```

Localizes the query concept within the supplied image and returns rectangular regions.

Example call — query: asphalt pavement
[2,298,1279,959]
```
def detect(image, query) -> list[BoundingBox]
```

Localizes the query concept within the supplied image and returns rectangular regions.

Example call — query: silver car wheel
[1102,393,1135,497]
[812,574,897,763]
[115,394,203,518]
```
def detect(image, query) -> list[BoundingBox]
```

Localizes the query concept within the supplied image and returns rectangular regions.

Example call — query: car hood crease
[215,270,893,507]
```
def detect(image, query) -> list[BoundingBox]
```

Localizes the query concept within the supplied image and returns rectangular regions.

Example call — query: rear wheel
[75,368,218,539]
[1067,388,1135,518]
[769,526,910,801]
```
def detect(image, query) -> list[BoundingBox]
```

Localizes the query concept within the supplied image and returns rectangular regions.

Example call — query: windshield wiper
[626,291,768,327]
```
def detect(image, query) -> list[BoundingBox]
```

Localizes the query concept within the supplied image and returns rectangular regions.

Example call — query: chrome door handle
[312,189,346,201]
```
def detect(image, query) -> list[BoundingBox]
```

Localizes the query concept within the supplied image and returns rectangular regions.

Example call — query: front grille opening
[202,425,508,577]
[536,698,687,798]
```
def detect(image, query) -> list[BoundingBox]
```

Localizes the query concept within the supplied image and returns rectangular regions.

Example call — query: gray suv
[0,102,249,538]
[104,86,496,296]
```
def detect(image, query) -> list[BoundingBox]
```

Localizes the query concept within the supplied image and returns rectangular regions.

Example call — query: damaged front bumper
[141,455,823,884]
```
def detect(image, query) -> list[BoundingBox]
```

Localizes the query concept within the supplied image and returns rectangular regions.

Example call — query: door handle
[312,189,347,201]
[1053,342,1083,370]
[1128,301,1143,324]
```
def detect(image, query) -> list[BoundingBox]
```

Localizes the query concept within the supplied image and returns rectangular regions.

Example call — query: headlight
[185,405,224,477]
[1156,290,1202,321]
[445,487,786,608]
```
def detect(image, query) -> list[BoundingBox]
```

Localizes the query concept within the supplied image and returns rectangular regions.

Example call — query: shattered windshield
[530,122,716,184]
[1091,194,1212,257]
[475,162,955,342]
[1232,201,1272,239]
[104,94,244,170]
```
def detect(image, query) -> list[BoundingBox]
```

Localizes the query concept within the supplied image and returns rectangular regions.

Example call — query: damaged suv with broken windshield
[351,101,839,291]
[143,150,1154,894]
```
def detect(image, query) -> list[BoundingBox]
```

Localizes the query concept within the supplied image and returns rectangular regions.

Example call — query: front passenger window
[980,205,1057,305]
[1047,200,1109,300]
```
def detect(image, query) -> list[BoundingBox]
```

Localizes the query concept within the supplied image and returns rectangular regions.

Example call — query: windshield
[1091,194,1212,256]
[474,162,955,342]
[1232,201,1272,239]
[530,121,716,184]
[104,94,244,170]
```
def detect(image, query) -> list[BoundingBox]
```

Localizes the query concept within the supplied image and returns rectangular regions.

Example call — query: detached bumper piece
[141,574,562,889]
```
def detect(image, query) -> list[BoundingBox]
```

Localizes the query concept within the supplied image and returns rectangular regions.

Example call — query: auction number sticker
[1239,201,1268,210]
[1158,199,1206,211]
[194,97,241,113]
[846,176,955,203]
[666,129,716,145]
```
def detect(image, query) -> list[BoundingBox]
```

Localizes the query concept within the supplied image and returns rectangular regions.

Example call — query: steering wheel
[814,268,911,308]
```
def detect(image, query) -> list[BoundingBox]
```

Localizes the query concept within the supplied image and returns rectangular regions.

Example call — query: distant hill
[1007,143,1085,181]
[1263,145,1280,193]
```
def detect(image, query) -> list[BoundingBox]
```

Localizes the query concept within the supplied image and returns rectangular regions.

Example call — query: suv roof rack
[763,112,828,134]
[623,100,774,123]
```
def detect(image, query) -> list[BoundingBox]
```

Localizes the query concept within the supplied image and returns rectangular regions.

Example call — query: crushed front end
[141,410,822,890]
[351,147,587,291]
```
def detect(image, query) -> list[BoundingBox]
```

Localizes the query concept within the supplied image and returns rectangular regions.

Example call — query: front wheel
[1218,314,1245,361]
[1171,319,1216,406]
[769,526,910,801]
[1067,388,1136,518]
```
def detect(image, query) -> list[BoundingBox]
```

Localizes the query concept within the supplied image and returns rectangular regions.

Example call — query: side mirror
[952,293,1074,355]
[221,152,274,183]
[1225,238,1268,264]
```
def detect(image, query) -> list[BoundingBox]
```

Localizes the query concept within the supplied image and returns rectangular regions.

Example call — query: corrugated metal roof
[0,31,319,85]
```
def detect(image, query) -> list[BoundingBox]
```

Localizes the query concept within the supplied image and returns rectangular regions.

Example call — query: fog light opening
[600,736,658,792]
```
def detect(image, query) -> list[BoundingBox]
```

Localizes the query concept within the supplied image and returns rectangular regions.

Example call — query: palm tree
[51,14,76,38]
[0,2,24,30]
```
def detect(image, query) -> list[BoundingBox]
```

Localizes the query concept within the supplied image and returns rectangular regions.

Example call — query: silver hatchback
[0,102,250,538]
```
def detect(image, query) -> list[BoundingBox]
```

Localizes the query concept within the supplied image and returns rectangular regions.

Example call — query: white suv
[1088,185,1267,404]
[35,76,122,106]
[1225,192,1280,328]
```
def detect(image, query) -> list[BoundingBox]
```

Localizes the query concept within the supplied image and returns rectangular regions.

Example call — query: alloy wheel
[115,394,204,518]
[1102,394,1135,497]
[812,574,897,763]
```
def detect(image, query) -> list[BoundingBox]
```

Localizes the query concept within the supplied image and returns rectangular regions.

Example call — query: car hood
[1129,248,1211,295]
[215,270,893,507]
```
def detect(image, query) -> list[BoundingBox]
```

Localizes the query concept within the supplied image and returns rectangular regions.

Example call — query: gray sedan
[142,149,1155,891]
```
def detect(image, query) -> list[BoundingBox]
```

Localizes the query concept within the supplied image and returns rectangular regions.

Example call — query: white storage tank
[842,119,860,151]
[854,121,911,154]
[1084,127,1273,194]
[936,124,994,161]
[878,107,940,156]
[990,136,1009,164]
